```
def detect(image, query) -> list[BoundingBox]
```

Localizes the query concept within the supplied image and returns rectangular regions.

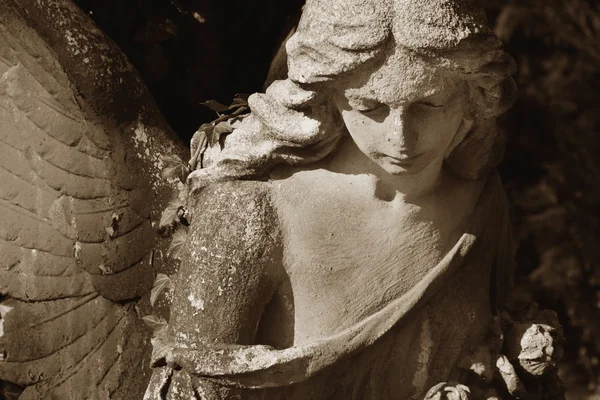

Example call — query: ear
[444,117,474,159]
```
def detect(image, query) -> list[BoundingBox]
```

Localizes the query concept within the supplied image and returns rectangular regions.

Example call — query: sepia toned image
[0,0,598,399]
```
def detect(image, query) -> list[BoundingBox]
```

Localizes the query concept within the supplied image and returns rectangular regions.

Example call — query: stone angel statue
[0,1,186,398]
[0,0,563,399]
[146,0,563,399]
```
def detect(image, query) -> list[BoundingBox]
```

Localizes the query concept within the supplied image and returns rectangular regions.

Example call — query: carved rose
[424,382,472,400]
[517,323,560,375]
[504,320,562,376]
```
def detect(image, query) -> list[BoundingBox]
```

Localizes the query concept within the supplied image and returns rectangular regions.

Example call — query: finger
[186,170,213,194]
[496,355,526,397]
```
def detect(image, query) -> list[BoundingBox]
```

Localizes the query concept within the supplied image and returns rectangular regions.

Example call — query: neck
[378,159,444,200]
[326,136,444,200]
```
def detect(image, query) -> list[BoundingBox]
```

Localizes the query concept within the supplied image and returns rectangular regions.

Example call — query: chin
[379,160,429,176]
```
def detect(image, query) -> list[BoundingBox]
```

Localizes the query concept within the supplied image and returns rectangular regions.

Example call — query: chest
[269,173,472,340]
[282,200,446,284]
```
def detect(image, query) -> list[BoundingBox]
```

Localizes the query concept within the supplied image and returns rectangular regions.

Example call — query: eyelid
[420,92,453,108]
[354,101,386,113]
[419,101,444,108]
[359,105,385,113]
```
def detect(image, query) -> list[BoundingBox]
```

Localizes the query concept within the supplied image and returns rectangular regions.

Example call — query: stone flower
[424,382,472,400]
[504,310,563,377]
[517,323,561,376]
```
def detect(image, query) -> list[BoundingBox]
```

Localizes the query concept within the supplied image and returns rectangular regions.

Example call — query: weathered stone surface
[0,0,566,399]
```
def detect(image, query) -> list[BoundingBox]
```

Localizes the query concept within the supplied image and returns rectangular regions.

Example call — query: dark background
[74,0,303,137]
[73,0,600,398]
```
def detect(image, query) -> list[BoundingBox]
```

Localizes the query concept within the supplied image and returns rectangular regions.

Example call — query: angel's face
[333,48,471,176]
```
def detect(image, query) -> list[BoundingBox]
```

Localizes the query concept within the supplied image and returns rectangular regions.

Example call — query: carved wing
[0,1,186,398]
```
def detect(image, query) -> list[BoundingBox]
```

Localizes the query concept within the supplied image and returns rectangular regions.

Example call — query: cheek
[417,105,464,152]
[341,112,385,154]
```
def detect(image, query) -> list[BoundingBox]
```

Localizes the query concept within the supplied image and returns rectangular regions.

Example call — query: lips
[388,153,423,164]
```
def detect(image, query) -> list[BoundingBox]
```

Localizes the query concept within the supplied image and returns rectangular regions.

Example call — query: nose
[388,105,416,150]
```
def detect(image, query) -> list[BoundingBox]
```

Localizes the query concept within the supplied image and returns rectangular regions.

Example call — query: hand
[150,328,176,368]
[496,355,526,398]
[186,169,208,194]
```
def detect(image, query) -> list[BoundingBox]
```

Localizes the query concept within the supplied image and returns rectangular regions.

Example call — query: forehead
[341,47,456,104]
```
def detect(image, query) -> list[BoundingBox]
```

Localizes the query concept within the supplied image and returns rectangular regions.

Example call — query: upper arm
[169,180,283,345]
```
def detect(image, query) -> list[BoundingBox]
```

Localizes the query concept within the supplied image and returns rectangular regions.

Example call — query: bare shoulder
[192,179,275,206]
[446,171,507,215]
[436,169,491,209]
[186,180,280,260]
[268,165,359,209]
[189,179,278,234]
[184,179,282,279]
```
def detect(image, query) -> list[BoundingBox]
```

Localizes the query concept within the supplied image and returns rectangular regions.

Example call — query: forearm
[192,377,263,400]
[150,367,263,400]
[170,342,278,376]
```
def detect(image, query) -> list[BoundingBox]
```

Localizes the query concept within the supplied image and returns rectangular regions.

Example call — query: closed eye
[355,101,388,115]
[418,101,443,108]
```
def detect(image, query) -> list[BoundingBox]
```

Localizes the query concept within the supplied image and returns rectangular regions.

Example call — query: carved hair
[190,0,517,188]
